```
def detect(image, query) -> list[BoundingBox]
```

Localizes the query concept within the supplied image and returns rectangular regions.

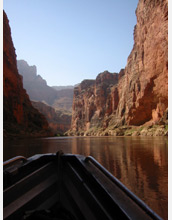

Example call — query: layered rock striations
[32,101,71,135]
[3,11,51,137]
[118,0,168,127]
[70,0,168,136]
[17,60,74,112]
[71,71,119,135]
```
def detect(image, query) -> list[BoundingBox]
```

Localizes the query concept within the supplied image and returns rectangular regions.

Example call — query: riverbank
[67,124,168,137]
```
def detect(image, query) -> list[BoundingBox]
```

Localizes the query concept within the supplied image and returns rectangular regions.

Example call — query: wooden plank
[4,162,57,206]
[4,173,58,219]
[62,161,115,220]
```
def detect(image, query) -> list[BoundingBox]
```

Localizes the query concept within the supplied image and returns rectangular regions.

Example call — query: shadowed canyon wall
[3,11,51,137]
[70,0,168,136]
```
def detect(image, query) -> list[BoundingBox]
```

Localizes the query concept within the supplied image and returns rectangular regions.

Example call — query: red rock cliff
[117,0,168,126]
[71,71,119,134]
[3,11,51,137]
[70,0,168,135]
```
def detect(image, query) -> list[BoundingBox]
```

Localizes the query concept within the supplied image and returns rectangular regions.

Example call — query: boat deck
[3,152,162,220]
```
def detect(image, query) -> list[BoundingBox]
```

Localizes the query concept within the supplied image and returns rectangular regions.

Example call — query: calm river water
[4,136,168,219]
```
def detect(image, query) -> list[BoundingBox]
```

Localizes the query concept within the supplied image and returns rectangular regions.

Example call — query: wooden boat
[3,151,162,220]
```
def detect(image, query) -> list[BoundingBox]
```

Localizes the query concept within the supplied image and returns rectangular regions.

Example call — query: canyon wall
[3,11,51,137]
[117,0,168,126]
[70,0,168,136]
[71,71,119,135]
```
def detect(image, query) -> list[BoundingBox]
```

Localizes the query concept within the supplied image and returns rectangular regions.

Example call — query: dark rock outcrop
[69,0,168,136]
[3,11,51,137]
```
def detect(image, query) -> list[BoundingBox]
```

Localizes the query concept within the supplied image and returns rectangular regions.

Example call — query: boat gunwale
[85,155,162,220]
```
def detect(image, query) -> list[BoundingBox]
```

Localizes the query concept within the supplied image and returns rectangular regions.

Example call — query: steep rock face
[71,71,119,133]
[116,0,168,126]
[32,101,72,135]
[3,11,50,137]
[17,60,74,112]
[70,0,168,135]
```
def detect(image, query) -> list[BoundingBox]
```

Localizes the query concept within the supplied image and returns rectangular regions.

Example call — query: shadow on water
[4,136,168,219]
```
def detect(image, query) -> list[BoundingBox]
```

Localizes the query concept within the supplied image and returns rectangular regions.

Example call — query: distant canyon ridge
[3,0,168,138]
[17,59,74,135]
[17,60,74,112]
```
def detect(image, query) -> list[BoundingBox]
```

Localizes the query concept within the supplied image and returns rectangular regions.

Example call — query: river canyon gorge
[3,0,168,219]
[3,0,168,138]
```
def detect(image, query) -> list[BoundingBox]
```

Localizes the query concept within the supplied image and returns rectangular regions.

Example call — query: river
[4,136,168,219]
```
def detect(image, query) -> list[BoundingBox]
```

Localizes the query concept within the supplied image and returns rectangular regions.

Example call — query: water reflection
[4,136,168,219]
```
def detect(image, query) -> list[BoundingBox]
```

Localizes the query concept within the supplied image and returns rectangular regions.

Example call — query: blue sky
[3,0,138,86]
